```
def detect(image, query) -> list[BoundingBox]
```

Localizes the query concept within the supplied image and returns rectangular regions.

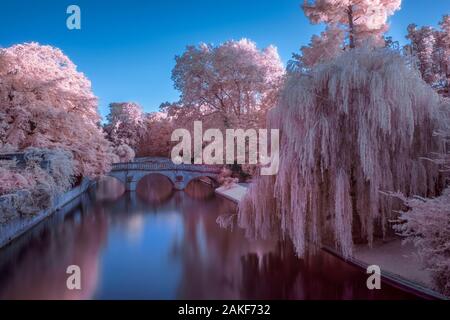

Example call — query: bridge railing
[111,161,222,174]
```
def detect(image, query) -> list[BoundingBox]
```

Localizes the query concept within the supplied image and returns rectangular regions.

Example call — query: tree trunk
[347,5,355,49]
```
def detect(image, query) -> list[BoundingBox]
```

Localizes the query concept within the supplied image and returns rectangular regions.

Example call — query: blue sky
[1,0,449,118]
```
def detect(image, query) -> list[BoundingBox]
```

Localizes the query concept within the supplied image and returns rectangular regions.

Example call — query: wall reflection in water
[0,178,417,300]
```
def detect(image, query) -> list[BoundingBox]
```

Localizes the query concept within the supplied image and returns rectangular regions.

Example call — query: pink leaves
[300,26,345,67]
[394,188,450,295]
[171,39,284,131]
[105,102,146,150]
[302,0,401,49]
[406,15,450,96]
[239,48,442,259]
[0,148,75,218]
[0,167,33,195]
[0,43,113,178]
[113,144,135,163]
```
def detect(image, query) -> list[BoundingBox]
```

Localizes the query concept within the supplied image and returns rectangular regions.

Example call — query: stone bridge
[108,158,222,191]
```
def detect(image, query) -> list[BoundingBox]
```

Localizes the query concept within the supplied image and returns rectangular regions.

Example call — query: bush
[393,189,450,296]
[0,148,75,222]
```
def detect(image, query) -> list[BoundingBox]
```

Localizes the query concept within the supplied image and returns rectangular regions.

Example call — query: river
[0,175,417,299]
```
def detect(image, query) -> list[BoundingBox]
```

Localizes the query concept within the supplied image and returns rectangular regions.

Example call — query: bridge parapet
[109,159,222,191]
[111,162,222,174]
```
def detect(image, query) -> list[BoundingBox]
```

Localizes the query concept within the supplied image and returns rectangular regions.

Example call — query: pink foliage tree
[137,111,174,158]
[393,190,450,296]
[406,25,439,84]
[0,43,112,177]
[439,16,450,62]
[238,48,443,258]
[294,25,345,68]
[406,15,450,96]
[302,0,401,49]
[111,144,135,163]
[104,102,146,151]
[0,148,75,221]
[171,39,285,131]
[436,15,450,96]
[291,1,401,69]
[0,163,33,196]
[391,98,450,296]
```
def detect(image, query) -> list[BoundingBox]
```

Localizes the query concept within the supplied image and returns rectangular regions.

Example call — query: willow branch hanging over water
[238,48,444,258]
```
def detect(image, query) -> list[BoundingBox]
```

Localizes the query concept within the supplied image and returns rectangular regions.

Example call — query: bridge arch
[184,175,219,200]
[94,176,126,201]
[107,171,127,187]
[135,173,174,204]
[107,159,221,192]
[184,174,219,187]
[135,172,175,189]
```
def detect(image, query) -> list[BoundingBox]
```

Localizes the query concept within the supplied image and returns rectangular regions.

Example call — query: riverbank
[353,239,447,299]
[0,178,91,249]
[215,183,248,203]
[216,182,447,300]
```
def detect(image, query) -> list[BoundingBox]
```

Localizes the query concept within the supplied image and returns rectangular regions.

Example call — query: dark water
[0,176,418,300]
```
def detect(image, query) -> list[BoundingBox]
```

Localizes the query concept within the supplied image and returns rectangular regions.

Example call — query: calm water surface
[0,176,417,300]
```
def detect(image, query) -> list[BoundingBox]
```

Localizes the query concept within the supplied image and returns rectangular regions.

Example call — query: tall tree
[238,48,442,258]
[104,102,146,150]
[0,43,112,177]
[393,101,450,296]
[137,111,174,158]
[406,24,438,84]
[437,15,450,96]
[171,39,285,130]
[293,25,345,68]
[406,15,450,96]
[302,0,401,49]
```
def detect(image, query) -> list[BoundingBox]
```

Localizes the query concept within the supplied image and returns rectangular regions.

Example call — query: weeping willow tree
[238,48,444,258]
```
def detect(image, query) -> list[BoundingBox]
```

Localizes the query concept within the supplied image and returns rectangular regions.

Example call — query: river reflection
[0,178,417,300]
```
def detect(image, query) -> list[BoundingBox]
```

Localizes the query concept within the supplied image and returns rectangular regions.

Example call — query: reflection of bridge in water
[108,158,222,191]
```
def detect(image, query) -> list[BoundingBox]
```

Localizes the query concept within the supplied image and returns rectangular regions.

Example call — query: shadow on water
[0,178,419,300]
